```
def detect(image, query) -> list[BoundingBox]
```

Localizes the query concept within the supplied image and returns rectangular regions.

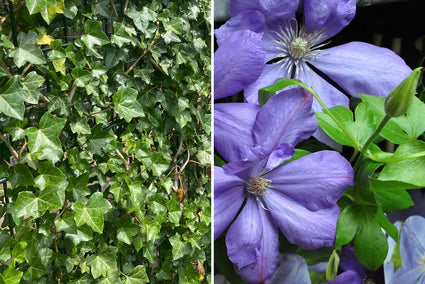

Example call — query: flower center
[270,19,328,77]
[290,37,308,59]
[246,177,271,196]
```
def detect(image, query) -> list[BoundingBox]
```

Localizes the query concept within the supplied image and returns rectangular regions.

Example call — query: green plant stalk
[296,82,361,150]
[362,115,391,154]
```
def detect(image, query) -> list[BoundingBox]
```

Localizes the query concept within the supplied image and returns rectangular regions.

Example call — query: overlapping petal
[304,0,356,41]
[228,197,280,283]
[265,151,354,211]
[312,42,412,98]
[328,270,360,284]
[399,216,425,268]
[262,191,340,249]
[390,267,424,284]
[269,254,311,284]
[252,88,317,150]
[215,103,260,163]
[215,11,267,46]
[229,0,299,20]
[214,166,245,240]
[214,30,265,100]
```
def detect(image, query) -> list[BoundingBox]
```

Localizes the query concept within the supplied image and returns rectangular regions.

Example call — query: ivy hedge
[0,0,211,283]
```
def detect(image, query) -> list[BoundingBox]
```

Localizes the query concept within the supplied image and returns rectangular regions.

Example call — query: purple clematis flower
[215,88,354,283]
[387,216,425,283]
[214,29,265,100]
[215,0,412,112]
[328,246,367,284]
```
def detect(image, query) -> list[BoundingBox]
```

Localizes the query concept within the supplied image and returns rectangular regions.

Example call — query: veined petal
[269,254,311,284]
[390,266,423,284]
[229,0,299,20]
[262,192,340,249]
[245,64,291,105]
[214,167,245,240]
[264,143,295,170]
[228,197,280,283]
[253,88,317,150]
[304,0,356,42]
[311,42,412,98]
[215,10,267,46]
[265,151,353,211]
[399,216,425,268]
[296,63,350,112]
[215,103,260,163]
[214,30,265,100]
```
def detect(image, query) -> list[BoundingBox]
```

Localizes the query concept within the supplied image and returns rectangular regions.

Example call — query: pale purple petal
[265,151,354,211]
[339,245,366,278]
[226,197,263,270]
[328,270,361,284]
[311,42,412,98]
[214,30,265,100]
[214,166,245,240]
[296,63,350,112]
[245,63,292,104]
[215,103,260,163]
[229,0,299,20]
[270,254,311,284]
[215,11,267,46]
[262,191,340,249]
[228,197,280,283]
[384,221,402,284]
[390,266,423,284]
[399,216,425,268]
[253,87,317,149]
[304,0,356,41]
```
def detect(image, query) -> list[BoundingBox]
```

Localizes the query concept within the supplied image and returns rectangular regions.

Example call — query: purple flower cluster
[214,0,413,282]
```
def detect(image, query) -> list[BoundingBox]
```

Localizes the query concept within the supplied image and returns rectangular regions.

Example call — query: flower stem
[296,82,361,150]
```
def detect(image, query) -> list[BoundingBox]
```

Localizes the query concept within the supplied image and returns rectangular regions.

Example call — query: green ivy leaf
[116,217,139,245]
[11,33,46,68]
[25,112,66,163]
[14,185,65,219]
[169,234,191,260]
[10,164,34,187]
[111,23,136,48]
[0,76,29,120]
[55,212,93,245]
[124,265,149,284]
[21,71,45,104]
[87,125,115,155]
[2,267,23,284]
[81,20,110,48]
[73,192,112,233]
[23,258,48,281]
[26,0,57,14]
[86,246,118,279]
[113,86,145,122]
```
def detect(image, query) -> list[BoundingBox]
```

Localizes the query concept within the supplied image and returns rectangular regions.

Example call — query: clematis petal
[399,215,425,268]
[311,42,412,98]
[269,254,311,284]
[244,63,292,105]
[214,30,265,100]
[227,197,280,283]
[214,166,245,240]
[229,0,299,20]
[328,270,361,284]
[296,63,350,112]
[264,143,295,170]
[265,151,353,211]
[339,245,367,278]
[384,221,402,284]
[262,192,340,249]
[215,10,267,46]
[215,103,260,163]
[390,266,423,284]
[304,0,356,41]
[253,87,317,150]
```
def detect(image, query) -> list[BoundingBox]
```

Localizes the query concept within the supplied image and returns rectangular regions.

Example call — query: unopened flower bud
[385,67,422,117]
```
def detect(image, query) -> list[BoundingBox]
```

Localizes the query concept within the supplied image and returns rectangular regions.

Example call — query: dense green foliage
[0,0,211,283]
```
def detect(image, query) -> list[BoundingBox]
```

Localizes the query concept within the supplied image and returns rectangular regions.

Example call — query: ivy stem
[297,82,361,150]
[0,132,19,160]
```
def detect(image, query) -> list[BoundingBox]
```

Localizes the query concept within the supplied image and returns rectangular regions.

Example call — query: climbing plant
[0,0,211,283]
